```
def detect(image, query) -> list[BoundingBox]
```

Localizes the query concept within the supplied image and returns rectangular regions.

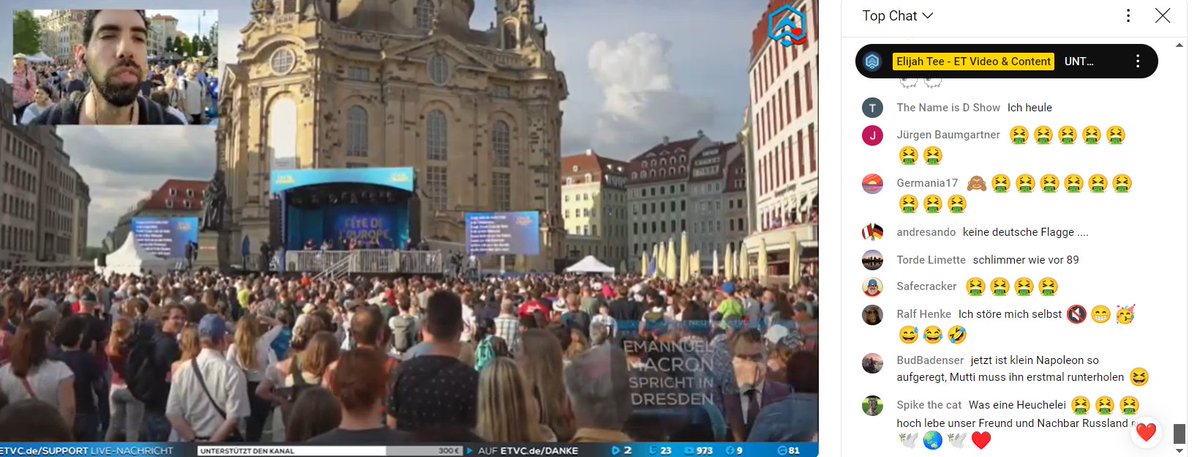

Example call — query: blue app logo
[767,5,807,47]
[864,52,883,71]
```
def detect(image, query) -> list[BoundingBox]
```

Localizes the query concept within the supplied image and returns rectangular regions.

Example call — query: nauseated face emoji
[992,174,1010,193]
[1034,125,1053,144]
[948,194,966,213]
[924,195,942,213]
[1096,396,1114,415]
[967,277,985,296]
[900,325,918,344]
[1017,174,1035,193]
[1114,174,1132,193]
[1083,125,1101,144]
[990,277,1009,296]
[900,194,918,213]
[1041,174,1058,193]
[1010,125,1028,144]
[1059,126,1077,144]
[1107,125,1125,144]
[900,146,919,165]
[1121,396,1139,415]
[1072,396,1090,415]
[924,146,943,165]
[1065,174,1083,193]
[1039,277,1058,296]
[1090,174,1108,193]
[1015,277,1034,296]
[923,325,942,344]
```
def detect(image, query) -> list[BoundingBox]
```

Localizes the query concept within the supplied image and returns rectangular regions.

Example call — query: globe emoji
[923,431,943,450]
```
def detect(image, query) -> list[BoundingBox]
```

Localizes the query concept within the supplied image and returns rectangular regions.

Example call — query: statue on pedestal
[201,170,227,232]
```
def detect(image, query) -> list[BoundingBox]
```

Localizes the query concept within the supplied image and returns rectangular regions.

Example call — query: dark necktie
[745,389,760,427]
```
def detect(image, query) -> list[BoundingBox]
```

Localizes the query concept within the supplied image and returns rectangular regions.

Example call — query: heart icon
[972,431,991,449]
[1136,423,1156,442]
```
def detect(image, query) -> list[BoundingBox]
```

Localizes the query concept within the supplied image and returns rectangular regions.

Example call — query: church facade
[216,0,568,271]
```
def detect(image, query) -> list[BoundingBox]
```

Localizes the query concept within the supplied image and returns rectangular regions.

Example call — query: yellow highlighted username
[893,52,1055,71]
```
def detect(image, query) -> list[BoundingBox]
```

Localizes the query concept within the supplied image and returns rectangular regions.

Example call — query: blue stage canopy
[270,167,415,194]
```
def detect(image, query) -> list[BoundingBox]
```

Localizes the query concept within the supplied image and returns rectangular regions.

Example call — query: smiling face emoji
[1059,126,1076,144]
[948,194,966,213]
[1039,277,1058,296]
[1091,305,1110,323]
[1017,174,1035,193]
[1096,396,1114,415]
[1065,174,1083,193]
[1114,174,1131,193]
[948,325,966,344]
[924,195,942,213]
[992,174,1010,193]
[1015,277,1034,296]
[1083,125,1101,144]
[900,325,918,344]
[1035,125,1053,144]
[900,194,918,213]
[967,176,987,191]
[1010,125,1028,144]
[967,277,985,296]
[1116,306,1134,324]
[1090,174,1108,193]
[990,277,1009,296]
[923,326,942,344]
[1041,174,1059,193]
[1107,125,1125,144]
[924,146,943,165]
[900,146,919,165]
[1072,396,1090,415]
[1121,396,1139,415]
[1130,367,1149,387]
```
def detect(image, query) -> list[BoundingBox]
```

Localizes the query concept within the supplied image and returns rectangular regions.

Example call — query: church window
[416,0,435,29]
[493,121,510,167]
[427,165,448,210]
[428,54,451,86]
[346,105,368,157]
[270,48,296,75]
[426,110,448,161]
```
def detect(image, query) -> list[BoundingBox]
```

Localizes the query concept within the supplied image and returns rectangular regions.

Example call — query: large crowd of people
[0,269,817,444]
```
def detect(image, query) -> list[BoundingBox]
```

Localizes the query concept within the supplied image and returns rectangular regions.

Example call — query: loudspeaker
[269,196,282,248]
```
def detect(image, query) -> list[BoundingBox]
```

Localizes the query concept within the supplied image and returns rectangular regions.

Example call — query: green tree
[178,35,193,57]
[12,10,42,55]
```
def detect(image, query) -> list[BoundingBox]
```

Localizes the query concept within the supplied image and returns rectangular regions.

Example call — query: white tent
[102,233,171,277]
[26,53,52,63]
[564,255,615,274]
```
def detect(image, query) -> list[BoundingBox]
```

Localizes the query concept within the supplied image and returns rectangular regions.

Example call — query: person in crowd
[476,357,555,442]
[388,290,477,433]
[0,399,74,441]
[388,298,419,354]
[607,286,640,323]
[560,293,590,339]
[257,326,336,430]
[226,316,283,441]
[53,315,105,441]
[106,316,144,441]
[165,314,250,442]
[715,328,791,442]
[308,348,412,444]
[19,86,55,125]
[493,298,520,348]
[284,387,341,442]
[11,54,39,121]
[518,329,574,441]
[64,69,87,97]
[0,322,74,423]
[564,344,633,443]
[748,351,818,442]
[149,89,189,124]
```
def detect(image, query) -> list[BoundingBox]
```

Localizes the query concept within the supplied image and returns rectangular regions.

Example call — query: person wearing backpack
[560,294,590,340]
[388,299,417,355]
[130,304,186,442]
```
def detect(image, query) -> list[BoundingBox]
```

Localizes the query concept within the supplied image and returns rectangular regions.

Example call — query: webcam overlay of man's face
[79,10,148,107]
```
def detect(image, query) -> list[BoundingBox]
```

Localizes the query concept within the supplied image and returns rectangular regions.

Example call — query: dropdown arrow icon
[922,12,934,19]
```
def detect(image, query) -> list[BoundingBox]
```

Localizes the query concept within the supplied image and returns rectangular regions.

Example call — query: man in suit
[717,328,791,442]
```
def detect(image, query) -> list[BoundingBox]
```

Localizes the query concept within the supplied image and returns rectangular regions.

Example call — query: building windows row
[637,184,686,198]
[426,165,448,210]
[492,172,510,211]
[0,225,33,252]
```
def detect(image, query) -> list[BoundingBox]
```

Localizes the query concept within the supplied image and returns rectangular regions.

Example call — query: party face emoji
[924,146,943,165]
[1116,305,1135,324]
[1010,125,1028,144]
[1014,277,1034,296]
[1065,174,1083,193]
[1072,396,1090,415]
[992,174,1010,193]
[1107,125,1125,144]
[1039,277,1058,296]
[1130,367,1149,387]
[864,278,882,297]
[1114,174,1131,193]
[948,195,966,213]
[1091,305,1110,323]
[923,325,942,344]
[1096,396,1114,415]
[1041,174,1059,193]
[924,194,942,213]
[1059,126,1076,144]
[901,194,918,214]
[948,325,966,344]
[990,277,1009,296]
[900,325,918,344]
[1090,174,1108,193]
[967,277,985,296]
[1017,174,1035,193]
[1035,125,1053,144]
[900,146,919,165]
[967,176,987,191]
[1083,125,1101,144]
[1121,396,1139,415]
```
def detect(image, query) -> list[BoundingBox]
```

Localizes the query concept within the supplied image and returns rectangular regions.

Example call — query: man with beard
[30,10,182,125]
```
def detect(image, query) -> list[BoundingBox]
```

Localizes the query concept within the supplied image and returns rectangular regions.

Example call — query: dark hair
[83,10,149,45]
[285,387,342,442]
[518,314,537,330]
[53,314,87,348]
[149,90,170,109]
[786,350,818,393]
[163,303,187,321]
[350,306,385,347]
[424,290,462,342]
[0,400,73,441]
[330,348,388,413]
[10,322,51,378]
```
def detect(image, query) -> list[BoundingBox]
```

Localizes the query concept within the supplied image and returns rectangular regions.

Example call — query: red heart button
[1137,423,1156,442]
[972,431,991,449]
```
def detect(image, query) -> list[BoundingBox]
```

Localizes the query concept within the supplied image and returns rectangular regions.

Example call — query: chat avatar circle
[1091,305,1111,323]
[1072,396,1090,415]
[967,277,985,296]
[1059,126,1077,144]
[899,325,918,344]
[1107,125,1125,144]
[1017,174,1035,193]
[1065,174,1084,193]
[966,176,987,191]
[863,278,882,297]
[1121,396,1139,415]
[900,146,919,165]
[862,174,884,194]
[1083,125,1101,144]
[924,146,942,165]
[863,395,883,416]
[1039,277,1058,296]
[947,325,966,344]
[990,277,1009,296]
[923,194,942,213]
[1010,125,1028,144]
[1130,368,1149,387]
[1096,396,1115,415]
[1114,174,1132,193]
[923,325,942,344]
[1041,174,1058,193]
[948,195,966,213]
[923,431,943,450]
[900,194,918,213]
[992,174,1010,193]
[1015,277,1034,296]
[1034,125,1053,144]
[1090,174,1108,193]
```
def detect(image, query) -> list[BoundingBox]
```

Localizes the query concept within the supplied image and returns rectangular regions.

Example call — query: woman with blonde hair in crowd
[105,317,143,441]
[518,329,574,441]
[227,316,283,441]
[476,357,555,442]
[257,324,339,440]
[170,326,202,379]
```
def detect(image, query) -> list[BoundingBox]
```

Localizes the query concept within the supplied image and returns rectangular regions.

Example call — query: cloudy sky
[30,9,220,43]
[5,0,767,247]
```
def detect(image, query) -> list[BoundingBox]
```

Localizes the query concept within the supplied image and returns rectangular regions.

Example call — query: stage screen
[131,217,199,259]
[285,203,409,250]
[465,211,541,256]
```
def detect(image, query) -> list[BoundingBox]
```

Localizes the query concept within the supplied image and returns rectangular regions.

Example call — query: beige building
[562,149,628,270]
[0,81,91,269]
[217,0,568,272]
[149,14,180,58]
[625,133,713,269]
[38,10,86,63]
